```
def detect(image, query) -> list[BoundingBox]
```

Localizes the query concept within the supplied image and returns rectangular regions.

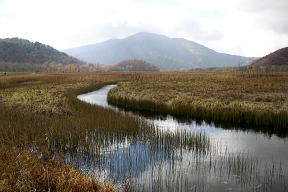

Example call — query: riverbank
[0,72,142,192]
[108,72,288,130]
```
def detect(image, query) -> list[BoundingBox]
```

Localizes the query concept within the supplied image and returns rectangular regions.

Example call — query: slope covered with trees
[0,38,84,72]
[249,47,288,70]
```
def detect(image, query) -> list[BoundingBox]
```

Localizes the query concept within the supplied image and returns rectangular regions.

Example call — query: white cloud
[0,0,287,57]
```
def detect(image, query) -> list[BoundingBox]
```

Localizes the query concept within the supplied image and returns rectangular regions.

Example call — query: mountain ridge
[64,32,255,70]
[250,47,288,67]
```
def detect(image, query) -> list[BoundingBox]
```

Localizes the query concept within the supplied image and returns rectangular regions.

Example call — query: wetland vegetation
[108,72,288,130]
[0,72,141,191]
[0,71,288,192]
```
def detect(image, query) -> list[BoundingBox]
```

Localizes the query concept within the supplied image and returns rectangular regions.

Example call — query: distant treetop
[110,60,160,71]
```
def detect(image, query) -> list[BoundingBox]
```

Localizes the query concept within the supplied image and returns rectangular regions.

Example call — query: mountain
[64,32,255,70]
[109,60,159,71]
[0,38,84,72]
[250,47,288,68]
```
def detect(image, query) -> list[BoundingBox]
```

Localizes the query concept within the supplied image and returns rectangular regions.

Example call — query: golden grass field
[0,71,287,191]
[0,72,139,192]
[108,72,288,129]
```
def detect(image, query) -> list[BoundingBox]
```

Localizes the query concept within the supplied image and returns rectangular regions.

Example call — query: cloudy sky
[0,0,287,57]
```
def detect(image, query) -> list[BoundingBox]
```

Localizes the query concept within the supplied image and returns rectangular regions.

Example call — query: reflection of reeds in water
[66,86,287,192]
[150,129,210,155]
[126,150,287,192]
[58,114,287,192]
[64,128,211,188]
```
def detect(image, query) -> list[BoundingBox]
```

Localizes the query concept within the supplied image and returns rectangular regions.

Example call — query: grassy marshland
[108,72,288,130]
[1,71,287,191]
[0,72,143,191]
[0,72,209,191]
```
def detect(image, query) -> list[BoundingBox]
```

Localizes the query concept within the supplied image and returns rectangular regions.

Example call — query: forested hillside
[0,38,84,72]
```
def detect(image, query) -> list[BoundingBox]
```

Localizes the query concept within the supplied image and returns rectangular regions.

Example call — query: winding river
[76,85,288,192]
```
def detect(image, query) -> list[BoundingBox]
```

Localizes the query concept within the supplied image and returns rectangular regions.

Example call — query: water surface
[77,85,288,192]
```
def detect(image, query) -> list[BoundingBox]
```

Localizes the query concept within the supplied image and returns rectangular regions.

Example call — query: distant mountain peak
[64,32,255,70]
[125,32,168,40]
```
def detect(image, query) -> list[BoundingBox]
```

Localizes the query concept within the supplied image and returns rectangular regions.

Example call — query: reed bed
[0,72,211,191]
[1,71,287,191]
[108,72,288,130]
[0,72,140,191]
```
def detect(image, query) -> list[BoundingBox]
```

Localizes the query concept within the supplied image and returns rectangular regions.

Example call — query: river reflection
[76,85,288,192]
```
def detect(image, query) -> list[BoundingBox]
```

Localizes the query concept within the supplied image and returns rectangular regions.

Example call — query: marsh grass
[108,72,288,131]
[0,148,118,192]
[0,72,142,191]
[108,96,288,137]
[0,72,211,191]
[1,72,287,192]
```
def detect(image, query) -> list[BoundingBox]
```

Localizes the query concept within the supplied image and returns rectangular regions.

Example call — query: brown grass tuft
[0,148,118,192]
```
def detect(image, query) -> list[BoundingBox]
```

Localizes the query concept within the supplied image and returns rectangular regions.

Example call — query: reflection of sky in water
[77,85,288,191]
[67,142,182,183]
[99,143,181,180]
[149,115,222,134]
[77,84,117,108]
[148,115,288,164]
